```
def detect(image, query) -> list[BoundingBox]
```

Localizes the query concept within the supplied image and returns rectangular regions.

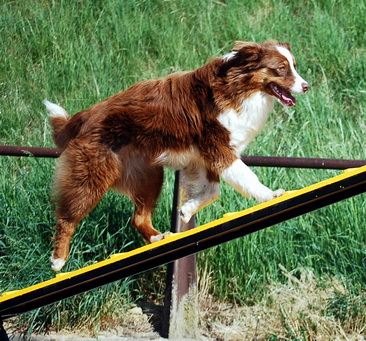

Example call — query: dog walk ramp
[1,165,365,321]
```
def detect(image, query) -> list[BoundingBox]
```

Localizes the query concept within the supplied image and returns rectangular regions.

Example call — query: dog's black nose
[302,82,309,93]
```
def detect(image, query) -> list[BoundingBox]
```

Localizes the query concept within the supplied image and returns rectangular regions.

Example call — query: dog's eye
[278,65,287,72]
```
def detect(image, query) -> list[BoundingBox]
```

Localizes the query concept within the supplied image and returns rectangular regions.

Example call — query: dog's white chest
[218,92,275,154]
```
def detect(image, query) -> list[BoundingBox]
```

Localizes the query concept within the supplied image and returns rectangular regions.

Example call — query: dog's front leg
[179,164,221,223]
[221,159,284,203]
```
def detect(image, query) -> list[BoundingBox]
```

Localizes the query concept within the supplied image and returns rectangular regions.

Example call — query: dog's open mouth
[269,83,296,107]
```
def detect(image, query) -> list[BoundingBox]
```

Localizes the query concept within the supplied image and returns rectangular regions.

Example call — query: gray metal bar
[241,155,366,169]
[1,145,365,170]
[0,145,61,158]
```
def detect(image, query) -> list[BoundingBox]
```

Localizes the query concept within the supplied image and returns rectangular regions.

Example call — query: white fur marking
[179,164,220,223]
[150,232,173,243]
[180,182,220,223]
[43,99,69,118]
[218,93,275,154]
[222,51,238,61]
[155,147,199,169]
[221,159,284,203]
[50,255,66,271]
[275,46,307,94]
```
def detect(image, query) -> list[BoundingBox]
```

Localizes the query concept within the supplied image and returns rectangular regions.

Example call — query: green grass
[1,0,365,335]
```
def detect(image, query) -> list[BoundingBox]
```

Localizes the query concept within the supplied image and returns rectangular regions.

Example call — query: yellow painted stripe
[1,165,365,303]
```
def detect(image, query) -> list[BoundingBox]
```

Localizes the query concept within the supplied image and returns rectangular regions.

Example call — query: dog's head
[219,40,309,107]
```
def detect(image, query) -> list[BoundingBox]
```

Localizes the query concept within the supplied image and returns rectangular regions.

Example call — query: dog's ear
[277,41,291,50]
[232,41,262,61]
[263,40,291,51]
[232,41,254,51]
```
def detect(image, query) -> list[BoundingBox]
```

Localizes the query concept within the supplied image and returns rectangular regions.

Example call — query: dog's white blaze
[43,99,69,118]
[276,46,307,94]
[218,92,275,154]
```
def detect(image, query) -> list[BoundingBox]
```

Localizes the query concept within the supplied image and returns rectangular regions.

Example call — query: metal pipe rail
[0,144,365,169]
[0,145,62,158]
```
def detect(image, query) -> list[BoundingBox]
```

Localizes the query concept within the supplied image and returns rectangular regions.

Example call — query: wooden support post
[162,171,199,339]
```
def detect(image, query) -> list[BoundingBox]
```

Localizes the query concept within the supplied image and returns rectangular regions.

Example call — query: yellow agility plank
[0,165,365,319]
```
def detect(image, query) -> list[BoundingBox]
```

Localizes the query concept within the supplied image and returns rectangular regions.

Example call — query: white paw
[273,188,285,198]
[150,232,173,243]
[180,210,192,224]
[180,200,197,223]
[50,255,66,272]
[252,185,285,203]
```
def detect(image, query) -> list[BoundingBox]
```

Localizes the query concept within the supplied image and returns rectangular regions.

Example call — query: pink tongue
[281,89,296,106]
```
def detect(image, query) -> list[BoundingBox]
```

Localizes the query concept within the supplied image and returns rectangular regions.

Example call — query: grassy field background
[1,0,365,338]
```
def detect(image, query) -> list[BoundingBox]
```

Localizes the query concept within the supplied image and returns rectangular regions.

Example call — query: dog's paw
[180,209,192,224]
[272,188,285,198]
[150,232,173,243]
[50,255,66,272]
[180,201,197,223]
[252,185,285,203]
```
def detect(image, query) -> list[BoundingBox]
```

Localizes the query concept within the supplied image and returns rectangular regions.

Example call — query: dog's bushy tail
[44,100,71,149]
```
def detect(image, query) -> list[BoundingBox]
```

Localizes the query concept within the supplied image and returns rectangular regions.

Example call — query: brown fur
[47,40,308,270]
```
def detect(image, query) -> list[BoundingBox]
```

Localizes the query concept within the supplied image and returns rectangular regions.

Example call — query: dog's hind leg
[51,140,120,271]
[124,165,164,244]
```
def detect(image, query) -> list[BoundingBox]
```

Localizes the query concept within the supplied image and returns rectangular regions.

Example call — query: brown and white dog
[44,40,309,271]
